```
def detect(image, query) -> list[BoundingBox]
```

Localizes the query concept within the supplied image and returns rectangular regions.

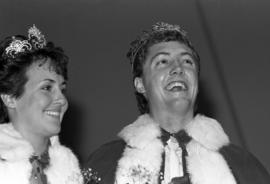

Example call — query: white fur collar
[0,123,34,161]
[119,114,229,151]
[0,123,83,184]
[118,114,161,149]
[185,114,230,150]
[115,114,236,184]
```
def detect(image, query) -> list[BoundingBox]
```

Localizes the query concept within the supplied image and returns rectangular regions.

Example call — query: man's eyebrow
[181,52,194,58]
[150,52,170,62]
[150,51,195,62]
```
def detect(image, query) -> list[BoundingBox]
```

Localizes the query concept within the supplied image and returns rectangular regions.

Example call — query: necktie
[160,129,191,184]
[29,150,50,184]
[164,136,183,182]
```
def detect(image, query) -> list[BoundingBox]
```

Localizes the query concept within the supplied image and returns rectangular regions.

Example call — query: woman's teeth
[45,111,60,117]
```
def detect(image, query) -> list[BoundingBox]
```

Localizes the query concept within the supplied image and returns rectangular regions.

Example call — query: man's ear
[0,94,16,108]
[134,77,146,94]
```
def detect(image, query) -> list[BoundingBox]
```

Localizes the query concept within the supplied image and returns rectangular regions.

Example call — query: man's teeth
[45,111,60,116]
[166,81,187,91]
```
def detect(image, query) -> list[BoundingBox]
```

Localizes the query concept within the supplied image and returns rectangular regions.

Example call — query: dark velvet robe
[83,114,270,184]
[83,140,270,184]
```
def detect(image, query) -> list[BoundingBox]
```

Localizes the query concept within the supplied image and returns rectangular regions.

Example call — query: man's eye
[156,59,169,66]
[184,59,194,66]
[61,87,67,94]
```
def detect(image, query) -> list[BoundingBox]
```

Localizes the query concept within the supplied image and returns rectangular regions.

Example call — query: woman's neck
[11,122,49,155]
[31,138,49,155]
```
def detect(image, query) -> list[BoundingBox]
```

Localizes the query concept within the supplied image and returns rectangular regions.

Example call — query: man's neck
[150,109,194,133]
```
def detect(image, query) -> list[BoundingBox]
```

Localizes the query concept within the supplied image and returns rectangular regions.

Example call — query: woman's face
[12,58,68,138]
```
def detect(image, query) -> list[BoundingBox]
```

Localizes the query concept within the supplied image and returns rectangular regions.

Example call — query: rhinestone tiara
[3,25,47,59]
[127,22,188,69]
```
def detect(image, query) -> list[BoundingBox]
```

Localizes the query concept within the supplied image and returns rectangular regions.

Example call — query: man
[83,22,270,184]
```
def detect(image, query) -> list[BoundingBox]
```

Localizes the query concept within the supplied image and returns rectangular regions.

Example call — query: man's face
[135,41,199,115]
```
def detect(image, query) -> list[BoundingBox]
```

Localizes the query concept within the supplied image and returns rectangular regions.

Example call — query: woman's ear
[134,77,146,94]
[0,94,16,108]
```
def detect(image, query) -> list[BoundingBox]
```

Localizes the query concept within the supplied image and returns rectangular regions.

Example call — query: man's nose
[169,60,184,76]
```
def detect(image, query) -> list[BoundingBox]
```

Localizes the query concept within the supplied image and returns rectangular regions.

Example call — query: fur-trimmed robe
[84,114,270,184]
[0,123,83,184]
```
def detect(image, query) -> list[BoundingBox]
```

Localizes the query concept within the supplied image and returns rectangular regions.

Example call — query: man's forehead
[148,41,192,52]
[146,41,193,59]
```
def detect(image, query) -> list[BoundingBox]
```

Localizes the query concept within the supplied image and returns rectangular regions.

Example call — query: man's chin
[166,98,193,112]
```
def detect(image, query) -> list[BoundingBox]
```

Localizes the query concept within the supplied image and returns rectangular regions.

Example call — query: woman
[0,25,83,184]
[83,22,270,184]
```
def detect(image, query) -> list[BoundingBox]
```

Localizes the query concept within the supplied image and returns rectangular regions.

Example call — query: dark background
[1,0,269,171]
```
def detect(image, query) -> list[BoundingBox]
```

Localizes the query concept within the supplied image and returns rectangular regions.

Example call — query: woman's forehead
[26,59,64,83]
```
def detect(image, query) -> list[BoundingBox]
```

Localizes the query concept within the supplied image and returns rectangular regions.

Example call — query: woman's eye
[42,85,52,91]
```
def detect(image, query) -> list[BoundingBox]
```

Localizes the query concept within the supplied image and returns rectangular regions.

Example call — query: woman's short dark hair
[0,35,68,123]
[127,22,200,114]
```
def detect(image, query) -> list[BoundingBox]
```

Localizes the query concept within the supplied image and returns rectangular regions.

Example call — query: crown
[127,22,188,69]
[152,22,187,35]
[4,25,47,59]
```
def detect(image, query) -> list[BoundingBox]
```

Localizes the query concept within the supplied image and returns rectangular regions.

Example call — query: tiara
[127,22,188,69]
[4,25,46,59]
[152,22,187,35]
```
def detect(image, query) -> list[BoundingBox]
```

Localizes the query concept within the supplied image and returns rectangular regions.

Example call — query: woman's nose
[55,90,68,106]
